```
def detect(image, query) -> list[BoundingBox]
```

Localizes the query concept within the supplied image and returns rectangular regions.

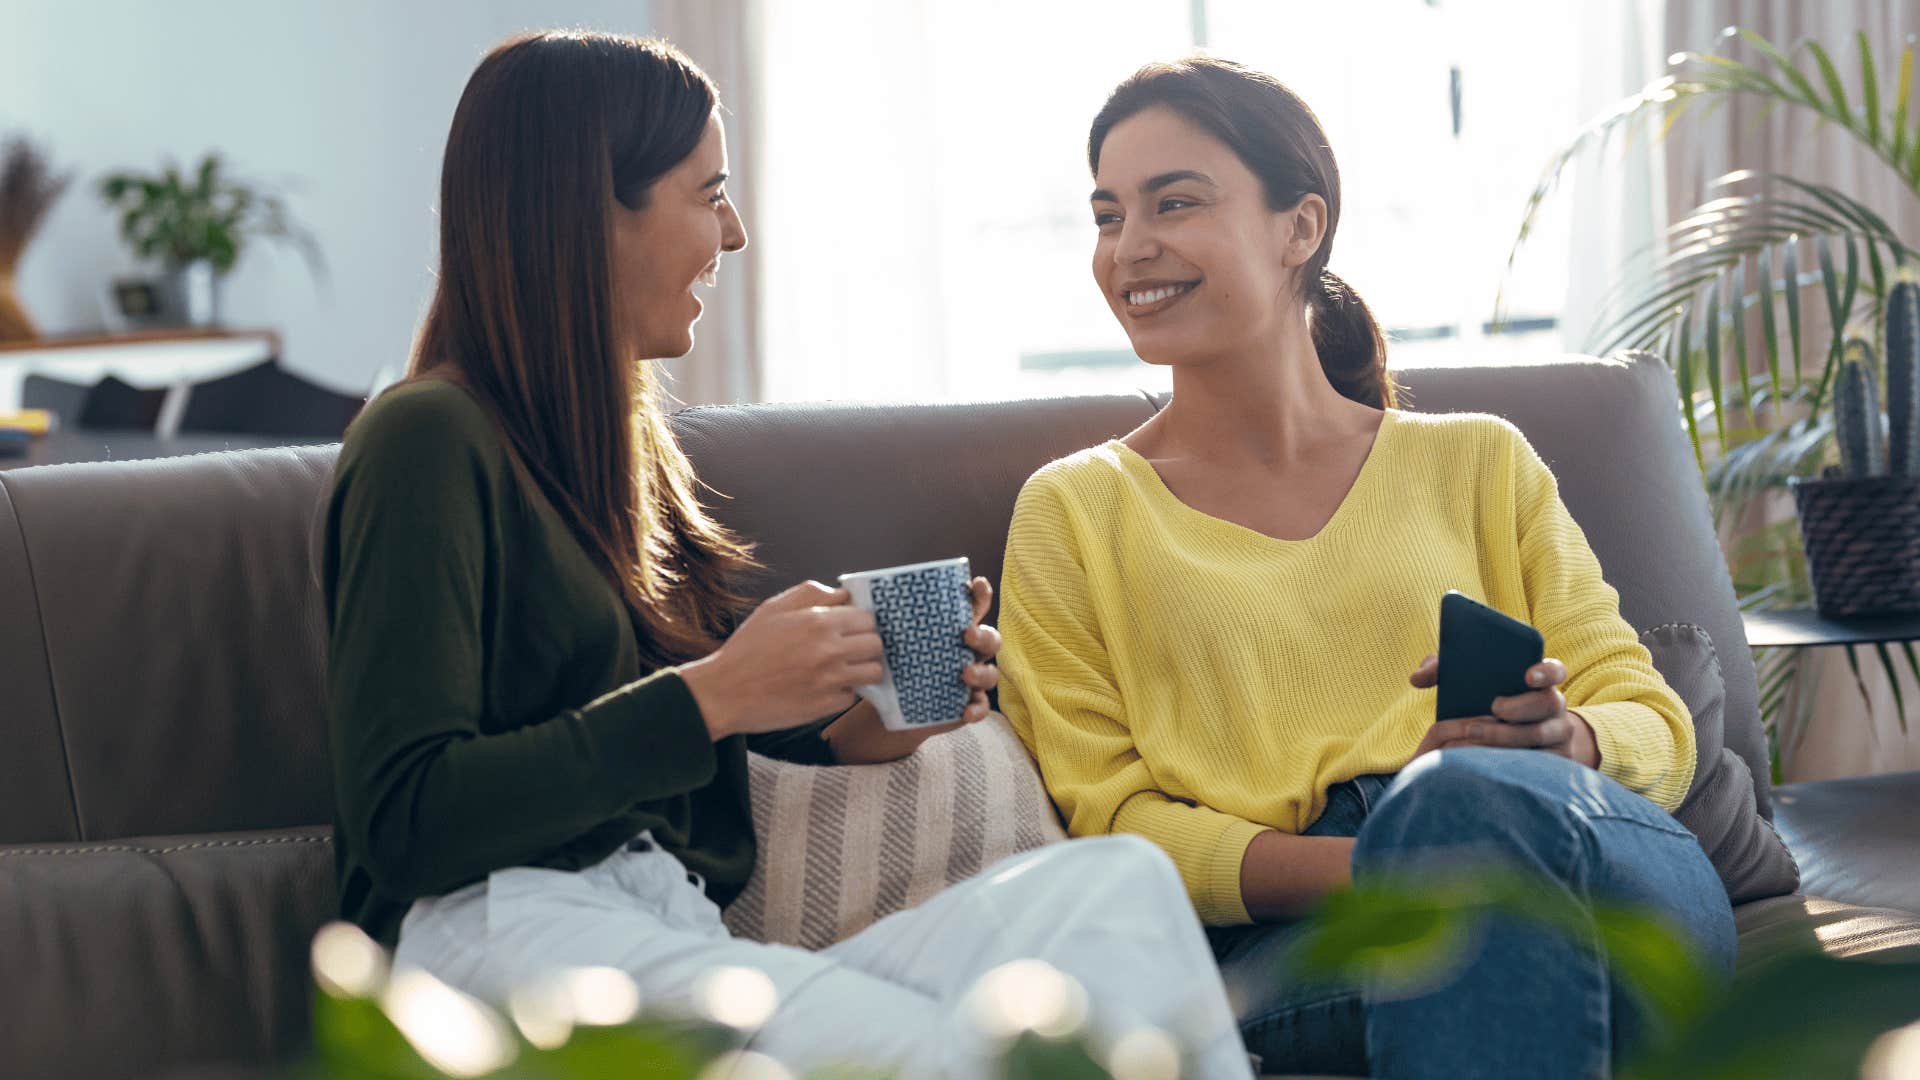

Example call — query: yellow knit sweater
[997,408,1696,926]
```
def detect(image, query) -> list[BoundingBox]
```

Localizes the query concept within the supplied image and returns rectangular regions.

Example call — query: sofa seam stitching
[0,834,333,857]
[0,473,84,841]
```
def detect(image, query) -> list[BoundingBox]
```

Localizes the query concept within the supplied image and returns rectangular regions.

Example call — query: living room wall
[0,0,655,396]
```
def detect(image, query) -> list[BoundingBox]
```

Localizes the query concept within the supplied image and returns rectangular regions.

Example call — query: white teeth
[1126,283,1193,307]
[698,265,718,287]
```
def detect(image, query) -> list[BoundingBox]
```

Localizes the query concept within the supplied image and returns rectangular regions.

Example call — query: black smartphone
[1435,590,1546,721]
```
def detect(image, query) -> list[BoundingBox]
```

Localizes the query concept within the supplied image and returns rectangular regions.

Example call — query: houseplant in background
[0,135,72,343]
[1503,26,1920,779]
[1791,280,1920,618]
[97,151,324,327]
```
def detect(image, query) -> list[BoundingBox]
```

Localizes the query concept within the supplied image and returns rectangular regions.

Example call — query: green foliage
[1891,279,1920,476]
[1507,25,1920,760]
[1272,869,1920,1080]
[1834,341,1883,478]
[96,152,324,282]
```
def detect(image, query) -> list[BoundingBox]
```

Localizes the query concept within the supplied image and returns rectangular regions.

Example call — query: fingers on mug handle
[970,576,992,622]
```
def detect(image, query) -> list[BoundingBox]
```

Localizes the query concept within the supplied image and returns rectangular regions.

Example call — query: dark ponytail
[1308,269,1393,407]
[1089,56,1399,409]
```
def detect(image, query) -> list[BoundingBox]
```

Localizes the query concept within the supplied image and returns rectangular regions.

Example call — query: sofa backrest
[0,353,1770,845]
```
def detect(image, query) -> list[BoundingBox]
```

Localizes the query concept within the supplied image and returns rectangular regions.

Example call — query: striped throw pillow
[722,712,1068,950]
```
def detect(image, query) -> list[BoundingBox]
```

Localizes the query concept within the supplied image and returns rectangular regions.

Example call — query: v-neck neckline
[1110,409,1399,547]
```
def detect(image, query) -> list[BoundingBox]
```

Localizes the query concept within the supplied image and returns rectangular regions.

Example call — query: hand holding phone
[1434,590,1545,722]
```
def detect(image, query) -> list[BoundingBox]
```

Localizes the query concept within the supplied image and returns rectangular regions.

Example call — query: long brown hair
[408,30,755,665]
[1089,56,1400,409]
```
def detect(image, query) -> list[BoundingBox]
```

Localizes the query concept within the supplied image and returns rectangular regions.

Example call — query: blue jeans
[1206,747,1736,1079]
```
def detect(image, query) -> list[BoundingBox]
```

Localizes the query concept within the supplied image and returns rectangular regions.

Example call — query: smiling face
[610,109,748,360]
[1091,105,1323,367]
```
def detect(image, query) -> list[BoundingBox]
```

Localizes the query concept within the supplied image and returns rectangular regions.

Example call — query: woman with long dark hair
[323,31,1253,1078]
[998,57,1736,1078]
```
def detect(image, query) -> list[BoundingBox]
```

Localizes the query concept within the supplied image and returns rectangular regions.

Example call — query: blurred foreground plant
[1278,868,1920,1080]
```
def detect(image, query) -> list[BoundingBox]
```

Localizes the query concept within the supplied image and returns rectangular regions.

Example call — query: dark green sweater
[322,378,833,947]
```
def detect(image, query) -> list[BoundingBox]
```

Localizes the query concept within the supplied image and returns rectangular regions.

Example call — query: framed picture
[104,277,168,331]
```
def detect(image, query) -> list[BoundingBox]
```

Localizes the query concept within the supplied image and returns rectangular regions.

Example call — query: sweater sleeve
[999,478,1268,926]
[1506,425,1696,811]
[324,391,719,900]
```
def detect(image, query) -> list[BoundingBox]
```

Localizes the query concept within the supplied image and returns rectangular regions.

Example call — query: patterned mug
[838,556,975,731]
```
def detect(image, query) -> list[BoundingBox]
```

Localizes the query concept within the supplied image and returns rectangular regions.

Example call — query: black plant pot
[1790,474,1920,617]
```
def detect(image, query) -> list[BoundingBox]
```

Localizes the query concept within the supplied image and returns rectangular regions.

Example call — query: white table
[0,329,280,418]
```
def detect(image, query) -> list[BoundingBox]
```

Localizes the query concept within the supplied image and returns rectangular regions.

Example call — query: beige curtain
[1663,1,1920,781]
[652,0,764,405]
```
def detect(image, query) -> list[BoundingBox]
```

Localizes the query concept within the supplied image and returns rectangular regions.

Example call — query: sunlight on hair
[310,921,388,999]
[381,968,517,1077]
[965,959,1090,1040]
[1862,1019,1920,1080]
[696,966,780,1030]
[1107,1026,1182,1080]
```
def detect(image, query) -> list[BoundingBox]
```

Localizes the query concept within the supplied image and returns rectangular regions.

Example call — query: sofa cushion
[723,713,1066,950]
[1732,894,1920,971]
[1771,771,1920,916]
[0,826,336,1080]
[1641,623,1800,903]
[0,447,338,841]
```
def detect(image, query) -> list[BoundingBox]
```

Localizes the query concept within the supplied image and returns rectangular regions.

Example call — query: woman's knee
[1371,747,1570,823]
[1355,748,1582,873]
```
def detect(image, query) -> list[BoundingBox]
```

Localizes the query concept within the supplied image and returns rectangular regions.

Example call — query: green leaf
[1620,953,1920,1080]
[1874,641,1909,737]
[1894,42,1915,165]
[1785,235,1805,386]
[1705,278,1727,447]
[1804,39,1852,126]
[1899,640,1920,735]
[1757,245,1783,405]
[1843,642,1876,715]
[1859,31,1882,148]
[1730,259,1756,419]
[1737,29,1826,113]
[1677,310,1706,474]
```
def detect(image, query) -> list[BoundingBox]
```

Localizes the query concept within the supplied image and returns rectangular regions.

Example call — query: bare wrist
[678,654,739,741]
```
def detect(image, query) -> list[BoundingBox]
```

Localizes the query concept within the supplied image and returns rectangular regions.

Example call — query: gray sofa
[2,354,1917,1079]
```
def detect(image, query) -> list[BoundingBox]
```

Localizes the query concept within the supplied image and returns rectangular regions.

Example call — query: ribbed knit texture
[997,408,1697,926]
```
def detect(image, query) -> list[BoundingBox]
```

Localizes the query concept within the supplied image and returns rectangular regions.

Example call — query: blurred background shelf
[0,328,280,413]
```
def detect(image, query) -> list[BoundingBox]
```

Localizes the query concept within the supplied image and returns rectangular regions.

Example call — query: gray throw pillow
[1641,622,1800,904]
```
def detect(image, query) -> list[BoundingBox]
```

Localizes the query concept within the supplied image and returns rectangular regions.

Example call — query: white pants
[394,833,1253,1079]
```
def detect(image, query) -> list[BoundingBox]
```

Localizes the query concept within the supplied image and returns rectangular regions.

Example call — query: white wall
[0,0,654,395]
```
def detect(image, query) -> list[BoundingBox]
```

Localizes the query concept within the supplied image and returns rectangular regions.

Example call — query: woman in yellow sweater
[998,57,1736,1079]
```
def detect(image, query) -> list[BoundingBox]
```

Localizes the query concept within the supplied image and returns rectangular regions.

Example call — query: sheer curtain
[653,0,765,406]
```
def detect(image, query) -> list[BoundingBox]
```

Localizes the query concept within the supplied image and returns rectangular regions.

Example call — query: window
[756,0,1582,403]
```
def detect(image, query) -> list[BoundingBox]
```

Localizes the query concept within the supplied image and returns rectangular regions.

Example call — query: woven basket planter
[1790,474,1920,617]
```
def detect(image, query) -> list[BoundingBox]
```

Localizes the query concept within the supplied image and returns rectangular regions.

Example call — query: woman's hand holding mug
[680,580,884,739]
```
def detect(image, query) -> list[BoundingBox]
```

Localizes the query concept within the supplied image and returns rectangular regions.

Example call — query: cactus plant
[1889,278,1920,478]
[1834,340,1883,478]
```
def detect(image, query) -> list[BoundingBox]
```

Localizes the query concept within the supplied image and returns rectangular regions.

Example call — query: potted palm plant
[98,152,323,327]
[1505,27,1920,776]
